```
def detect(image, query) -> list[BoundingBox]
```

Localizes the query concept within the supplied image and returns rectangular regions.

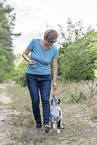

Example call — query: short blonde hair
[44,29,58,40]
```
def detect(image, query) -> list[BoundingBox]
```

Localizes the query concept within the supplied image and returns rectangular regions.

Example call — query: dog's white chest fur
[50,105,59,119]
[50,95,64,133]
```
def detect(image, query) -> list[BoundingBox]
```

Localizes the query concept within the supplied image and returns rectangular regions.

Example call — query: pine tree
[0,0,20,82]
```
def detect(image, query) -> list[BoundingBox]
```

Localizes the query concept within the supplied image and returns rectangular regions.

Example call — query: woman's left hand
[53,83,57,91]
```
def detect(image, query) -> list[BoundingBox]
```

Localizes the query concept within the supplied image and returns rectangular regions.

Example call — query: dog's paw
[53,124,56,129]
[61,125,65,129]
[57,129,61,133]
[61,125,64,129]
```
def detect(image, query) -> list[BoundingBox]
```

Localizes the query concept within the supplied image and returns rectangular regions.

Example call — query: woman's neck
[41,39,51,50]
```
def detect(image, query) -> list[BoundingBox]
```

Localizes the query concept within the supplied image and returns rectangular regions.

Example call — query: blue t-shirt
[25,39,58,75]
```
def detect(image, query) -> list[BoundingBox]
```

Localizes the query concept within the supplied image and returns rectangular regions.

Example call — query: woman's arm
[53,58,58,91]
[22,47,36,65]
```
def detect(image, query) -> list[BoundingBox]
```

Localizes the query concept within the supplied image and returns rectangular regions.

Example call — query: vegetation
[14,54,28,87]
[0,0,20,83]
[58,18,97,81]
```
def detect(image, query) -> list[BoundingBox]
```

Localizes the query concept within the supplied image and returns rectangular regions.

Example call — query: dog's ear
[58,99,61,104]
[53,95,55,98]
[51,100,53,105]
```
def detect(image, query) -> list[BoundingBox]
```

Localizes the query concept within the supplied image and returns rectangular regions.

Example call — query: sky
[6,0,97,54]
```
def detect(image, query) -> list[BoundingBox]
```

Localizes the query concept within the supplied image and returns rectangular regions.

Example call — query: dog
[50,95,64,133]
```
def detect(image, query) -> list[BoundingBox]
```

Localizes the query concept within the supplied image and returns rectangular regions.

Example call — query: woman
[22,29,58,132]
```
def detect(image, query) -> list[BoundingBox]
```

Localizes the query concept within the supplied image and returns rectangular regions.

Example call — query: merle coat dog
[50,95,64,133]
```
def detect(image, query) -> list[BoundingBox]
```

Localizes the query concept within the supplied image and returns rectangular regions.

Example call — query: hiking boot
[44,124,50,133]
[36,123,42,129]
[36,119,42,129]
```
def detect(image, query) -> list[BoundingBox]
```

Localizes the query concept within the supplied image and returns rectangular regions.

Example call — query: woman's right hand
[29,60,36,65]
[22,48,36,65]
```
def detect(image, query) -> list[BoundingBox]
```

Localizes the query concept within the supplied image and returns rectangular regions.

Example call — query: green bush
[58,27,97,81]
[15,60,27,87]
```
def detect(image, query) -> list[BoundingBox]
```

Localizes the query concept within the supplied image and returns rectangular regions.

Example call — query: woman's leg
[26,74,42,127]
[39,75,51,125]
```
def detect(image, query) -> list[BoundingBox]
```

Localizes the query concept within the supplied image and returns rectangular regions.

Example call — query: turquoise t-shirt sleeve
[28,39,34,50]
[53,47,58,58]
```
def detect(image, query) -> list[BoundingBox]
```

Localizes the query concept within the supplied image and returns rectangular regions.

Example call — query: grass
[0,80,97,145]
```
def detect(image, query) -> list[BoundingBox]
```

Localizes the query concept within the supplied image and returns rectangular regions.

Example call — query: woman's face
[45,39,57,47]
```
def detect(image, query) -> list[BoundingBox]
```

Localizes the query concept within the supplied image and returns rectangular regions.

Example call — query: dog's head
[50,95,61,106]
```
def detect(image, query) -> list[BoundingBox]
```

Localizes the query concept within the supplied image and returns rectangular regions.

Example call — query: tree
[0,0,20,82]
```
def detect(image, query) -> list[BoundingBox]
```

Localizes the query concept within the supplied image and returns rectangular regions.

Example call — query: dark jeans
[26,73,51,125]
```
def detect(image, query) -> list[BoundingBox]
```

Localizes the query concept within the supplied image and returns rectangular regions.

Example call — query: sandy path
[0,84,20,144]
